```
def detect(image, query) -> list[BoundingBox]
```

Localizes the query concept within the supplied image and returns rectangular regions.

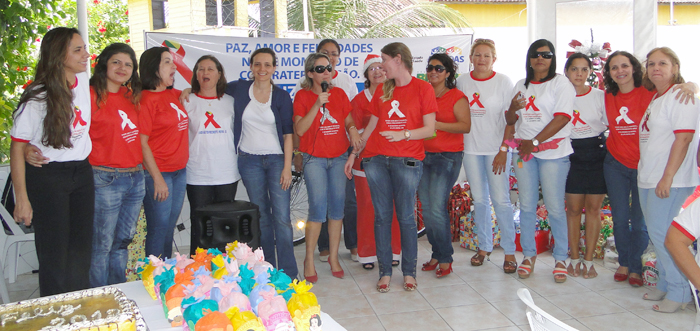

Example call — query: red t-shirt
[363,77,438,161]
[139,89,189,172]
[293,87,351,158]
[424,88,466,153]
[605,86,655,169]
[350,90,372,130]
[89,87,143,168]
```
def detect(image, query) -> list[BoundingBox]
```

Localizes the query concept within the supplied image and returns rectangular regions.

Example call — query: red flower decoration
[36,38,41,42]
[568,40,582,48]
[91,62,96,68]
[93,0,99,4]
[91,54,97,60]
[125,39,130,43]
[23,66,28,71]
[99,27,106,33]
[22,80,33,89]
[16,66,20,71]
[602,42,611,51]
[125,10,129,15]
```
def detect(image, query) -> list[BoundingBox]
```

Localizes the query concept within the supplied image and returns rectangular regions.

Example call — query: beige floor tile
[413,269,466,289]
[485,327,523,331]
[453,262,516,284]
[597,286,653,311]
[577,312,660,331]
[516,269,591,297]
[418,283,487,308]
[544,291,626,318]
[6,272,39,292]
[378,309,450,331]
[491,297,571,326]
[632,307,697,330]
[8,288,39,303]
[469,278,537,303]
[437,303,514,331]
[307,271,364,298]
[317,295,376,319]
[519,319,592,331]
[365,290,432,315]
[353,273,407,296]
[335,314,385,331]
[567,265,622,292]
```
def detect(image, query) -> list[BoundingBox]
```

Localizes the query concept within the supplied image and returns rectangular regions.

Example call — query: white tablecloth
[114,281,346,331]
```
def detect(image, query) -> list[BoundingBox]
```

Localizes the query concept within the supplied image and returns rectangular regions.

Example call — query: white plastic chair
[517,288,579,331]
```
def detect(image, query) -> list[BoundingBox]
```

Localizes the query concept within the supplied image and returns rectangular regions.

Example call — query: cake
[0,286,146,331]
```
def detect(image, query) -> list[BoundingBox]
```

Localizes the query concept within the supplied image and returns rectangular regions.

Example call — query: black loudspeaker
[191,200,261,252]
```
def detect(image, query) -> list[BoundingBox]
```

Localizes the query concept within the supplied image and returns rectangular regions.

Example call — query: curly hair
[427,53,457,89]
[90,43,141,110]
[602,51,644,96]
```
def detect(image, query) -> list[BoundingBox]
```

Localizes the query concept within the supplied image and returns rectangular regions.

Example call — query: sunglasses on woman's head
[311,65,332,73]
[426,64,446,73]
[530,51,554,59]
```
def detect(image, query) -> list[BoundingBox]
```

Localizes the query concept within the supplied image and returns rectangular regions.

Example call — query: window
[152,0,169,30]
[206,0,235,26]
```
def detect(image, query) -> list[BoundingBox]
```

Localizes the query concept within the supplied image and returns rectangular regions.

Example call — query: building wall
[658,4,700,25]
[128,0,153,55]
[445,3,527,27]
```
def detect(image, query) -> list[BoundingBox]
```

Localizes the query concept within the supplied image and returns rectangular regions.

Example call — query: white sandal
[517,256,536,279]
[553,260,568,283]
[581,259,596,279]
[568,257,582,277]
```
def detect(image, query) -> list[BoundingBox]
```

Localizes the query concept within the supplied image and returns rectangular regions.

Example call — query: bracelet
[347,125,357,131]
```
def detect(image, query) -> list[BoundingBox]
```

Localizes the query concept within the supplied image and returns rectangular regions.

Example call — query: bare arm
[518,115,570,160]
[505,92,525,126]
[344,114,362,151]
[493,124,515,175]
[672,82,698,105]
[23,143,49,167]
[665,226,700,289]
[280,134,293,190]
[435,97,470,134]
[656,132,693,199]
[345,115,379,179]
[140,134,168,202]
[379,112,436,142]
[10,141,32,226]
[295,92,327,136]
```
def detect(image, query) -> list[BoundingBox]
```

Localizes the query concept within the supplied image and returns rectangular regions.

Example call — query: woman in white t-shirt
[183,55,240,256]
[562,53,607,279]
[637,47,700,313]
[10,27,93,296]
[456,38,517,273]
[505,39,575,283]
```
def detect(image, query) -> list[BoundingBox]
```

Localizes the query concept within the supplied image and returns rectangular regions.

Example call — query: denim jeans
[302,152,348,222]
[143,168,187,259]
[512,154,570,261]
[639,187,694,303]
[90,168,145,287]
[318,171,358,252]
[418,151,462,263]
[363,155,422,278]
[603,153,648,275]
[463,153,516,254]
[237,151,298,279]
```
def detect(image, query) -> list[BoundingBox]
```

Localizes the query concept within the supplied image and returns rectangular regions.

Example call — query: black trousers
[25,159,94,296]
[186,181,239,255]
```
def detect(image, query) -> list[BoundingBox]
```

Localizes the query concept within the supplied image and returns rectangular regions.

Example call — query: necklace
[435,85,447,98]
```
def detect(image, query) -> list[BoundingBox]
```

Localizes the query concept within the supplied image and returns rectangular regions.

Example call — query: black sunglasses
[426,64,446,73]
[311,65,332,73]
[530,51,554,59]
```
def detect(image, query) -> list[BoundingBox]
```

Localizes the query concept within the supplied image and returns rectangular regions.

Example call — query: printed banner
[145,32,473,96]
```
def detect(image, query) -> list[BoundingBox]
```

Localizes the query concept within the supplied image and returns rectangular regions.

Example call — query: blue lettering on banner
[280,57,306,67]
[451,55,466,63]
[338,44,373,53]
[226,43,249,53]
[255,43,292,53]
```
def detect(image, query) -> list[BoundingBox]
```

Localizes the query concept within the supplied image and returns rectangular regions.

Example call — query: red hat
[363,54,382,73]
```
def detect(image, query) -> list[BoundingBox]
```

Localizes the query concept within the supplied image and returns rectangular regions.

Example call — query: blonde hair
[380,42,413,102]
[301,53,331,90]
[469,38,497,58]
[642,46,684,90]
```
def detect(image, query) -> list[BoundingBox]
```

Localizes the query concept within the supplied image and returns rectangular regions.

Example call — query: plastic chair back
[517,288,578,331]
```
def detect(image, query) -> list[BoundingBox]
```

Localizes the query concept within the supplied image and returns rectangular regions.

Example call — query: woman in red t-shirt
[294,53,361,283]
[418,53,470,278]
[345,42,437,293]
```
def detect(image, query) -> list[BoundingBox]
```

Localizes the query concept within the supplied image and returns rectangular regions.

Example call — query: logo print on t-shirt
[118,110,137,130]
[204,111,221,128]
[615,106,634,124]
[525,96,540,111]
[640,112,650,132]
[72,106,87,128]
[171,103,188,120]
[470,92,484,108]
[319,107,337,124]
[572,110,587,126]
[388,100,406,118]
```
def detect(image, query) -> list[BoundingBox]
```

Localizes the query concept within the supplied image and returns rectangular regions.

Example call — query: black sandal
[363,263,375,270]
[392,260,400,267]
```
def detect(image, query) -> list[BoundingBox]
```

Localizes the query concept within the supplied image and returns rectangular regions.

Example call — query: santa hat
[363,54,382,73]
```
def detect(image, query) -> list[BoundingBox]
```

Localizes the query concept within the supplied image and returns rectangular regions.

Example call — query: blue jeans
[363,155,422,278]
[463,153,516,254]
[318,154,358,251]
[512,154,570,261]
[237,152,298,279]
[418,151,462,263]
[143,168,187,259]
[639,187,694,303]
[603,153,648,275]
[303,152,348,222]
[90,168,145,287]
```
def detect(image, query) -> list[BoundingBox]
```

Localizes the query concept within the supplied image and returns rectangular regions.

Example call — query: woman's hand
[518,139,537,160]
[509,92,526,112]
[314,92,330,108]
[673,83,697,105]
[344,154,356,180]
[24,144,49,167]
[179,88,192,104]
[379,130,404,142]
[13,198,32,226]
[280,166,292,190]
[492,150,508,175]
[655,175,673,199]
[153,177,169,202]
[349,129,363,151]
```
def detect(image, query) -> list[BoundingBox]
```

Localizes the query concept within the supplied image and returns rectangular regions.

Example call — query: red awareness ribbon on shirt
[525,95,540,111]
[572,110,587,126]
[641,113,650,132]
[73,107,87,128]
[470,92,484,108]
[204,111,221,128]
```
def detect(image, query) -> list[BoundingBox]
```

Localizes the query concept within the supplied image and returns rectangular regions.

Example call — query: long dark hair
[564,53,592,72]
[427,53,457,89]
[15,27,81,149]
[525,39,557,88]
[139,47,171,90]
[603,51,644,96]
[190,55,227,98]
[90,43,141,109]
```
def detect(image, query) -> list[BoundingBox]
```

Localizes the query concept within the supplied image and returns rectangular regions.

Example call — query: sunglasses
[474,38,495,45]
[530,51,554,59]
[311,65,332,73]
[426,64,446,73]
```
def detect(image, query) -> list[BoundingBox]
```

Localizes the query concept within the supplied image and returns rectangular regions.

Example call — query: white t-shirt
[184,94,240,185]
[571,87,607,139]
[672,198,700,242]
[11,72,92,162]
[638,87,700,189]
[239,84,283,155]
[291,71,358,101]
[456,72,513,155]
[512,74,575,159]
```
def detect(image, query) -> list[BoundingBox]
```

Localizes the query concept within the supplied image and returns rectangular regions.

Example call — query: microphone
[321,81,329,110]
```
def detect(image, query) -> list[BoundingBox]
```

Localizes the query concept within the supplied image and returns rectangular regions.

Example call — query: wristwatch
[499,146,508,152]
[404,129,411,141]
[532,138,540,147]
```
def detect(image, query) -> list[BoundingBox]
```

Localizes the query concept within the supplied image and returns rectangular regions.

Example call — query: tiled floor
[7,237,699,330]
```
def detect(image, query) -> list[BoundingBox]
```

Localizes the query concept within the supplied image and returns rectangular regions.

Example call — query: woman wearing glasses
[294,53,361,283]
[419,53,470,278]
[505,39,575,283]
[456,38,517,273]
